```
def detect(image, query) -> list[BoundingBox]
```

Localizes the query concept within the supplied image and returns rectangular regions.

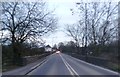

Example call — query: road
[27,53,119,76]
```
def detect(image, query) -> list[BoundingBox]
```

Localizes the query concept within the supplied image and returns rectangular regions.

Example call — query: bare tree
[66,24,82,47]
[0,2,57,65]
[97,2,118,45]
[66,2,118,55]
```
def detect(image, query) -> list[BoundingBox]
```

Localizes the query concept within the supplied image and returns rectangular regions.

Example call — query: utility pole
[85,3,88,48]
[85,3,88,61]
[118,1,120,56]
[118,2,120,41]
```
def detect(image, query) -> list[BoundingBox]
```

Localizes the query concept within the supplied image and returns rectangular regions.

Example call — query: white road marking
[60,53,80,77]
[30,59,47,70]
[27,57,49,75]
[65,60,79,76]
[60,54,75,75]
[30,63,40,70]
[65,54,119,75]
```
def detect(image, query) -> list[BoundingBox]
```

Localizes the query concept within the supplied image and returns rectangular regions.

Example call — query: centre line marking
[60,53,80,77]
[60,54,74,75]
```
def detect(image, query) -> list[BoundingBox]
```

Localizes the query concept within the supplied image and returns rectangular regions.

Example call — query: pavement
[2,53,120,76]
[2,56,48,75]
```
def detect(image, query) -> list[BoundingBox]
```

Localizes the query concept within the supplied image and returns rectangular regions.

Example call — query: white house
[45,45,52,52]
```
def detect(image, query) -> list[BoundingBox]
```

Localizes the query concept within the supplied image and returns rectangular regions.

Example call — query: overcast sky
[42,0,119,46]
[1,0,119,46]
[43,0,80,46]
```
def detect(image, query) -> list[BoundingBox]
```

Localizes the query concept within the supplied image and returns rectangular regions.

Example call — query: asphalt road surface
[28,53,119,76]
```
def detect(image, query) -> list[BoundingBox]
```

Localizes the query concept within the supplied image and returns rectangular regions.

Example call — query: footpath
[2,55,50,75]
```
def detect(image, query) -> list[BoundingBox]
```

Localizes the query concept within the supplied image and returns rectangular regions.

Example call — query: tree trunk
[12,34,22,66]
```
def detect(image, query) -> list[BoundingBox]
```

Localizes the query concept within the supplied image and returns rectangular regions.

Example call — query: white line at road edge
[64,54,119,75]
[27,57,49,75]
[60,54,80,77]
[27,53,58,75]
[30,59,47,70]
[29,53,55,71]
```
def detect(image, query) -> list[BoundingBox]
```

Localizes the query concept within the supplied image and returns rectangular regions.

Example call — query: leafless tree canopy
[0,2,58,65]
[0,2,57,45]
[66,2,118,47]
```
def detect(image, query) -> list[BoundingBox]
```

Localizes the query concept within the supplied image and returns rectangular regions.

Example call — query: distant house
[52,48,56,52]
[45,45,52,52]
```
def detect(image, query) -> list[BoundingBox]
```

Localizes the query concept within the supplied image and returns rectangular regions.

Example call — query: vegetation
[64,2,119,63]
[0,1,57,66]
[59,2,119,72]
[58,40,119,72]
